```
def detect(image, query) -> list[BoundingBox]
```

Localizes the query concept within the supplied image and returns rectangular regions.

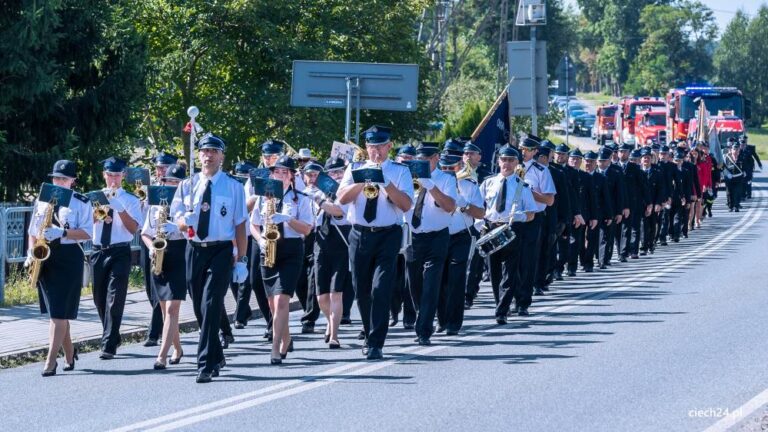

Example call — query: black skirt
[314,225,351,295]
[38,242,84,320]
[260,238,303,297]
[151,239,188,301]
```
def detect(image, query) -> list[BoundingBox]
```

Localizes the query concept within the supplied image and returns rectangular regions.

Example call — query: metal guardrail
[0,205,143,304]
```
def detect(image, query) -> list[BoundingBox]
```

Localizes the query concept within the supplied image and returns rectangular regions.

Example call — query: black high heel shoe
[169,349,183,365]
[63,347,79,371]
[42,362,58,377]
[280,339,294,359]
[270,357,282,365]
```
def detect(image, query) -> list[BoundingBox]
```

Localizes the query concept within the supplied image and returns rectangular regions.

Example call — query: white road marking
[111,192,765,432]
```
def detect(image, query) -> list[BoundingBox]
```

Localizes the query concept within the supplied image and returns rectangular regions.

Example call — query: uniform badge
[64,222,70,229]
[220,205,227,217]
[201,202,210,212]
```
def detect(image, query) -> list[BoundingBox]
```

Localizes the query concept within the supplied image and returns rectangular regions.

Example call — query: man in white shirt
[338,125,414,360]
[171,134,248,383]
[479,146,536,323]
[91,157,143,360]
[405,142,457,346]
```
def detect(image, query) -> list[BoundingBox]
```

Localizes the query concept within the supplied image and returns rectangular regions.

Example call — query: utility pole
[530,26,537,134]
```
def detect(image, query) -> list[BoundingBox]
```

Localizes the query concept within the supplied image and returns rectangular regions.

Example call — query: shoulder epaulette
[532,161,544,171]
[73,192,90,203]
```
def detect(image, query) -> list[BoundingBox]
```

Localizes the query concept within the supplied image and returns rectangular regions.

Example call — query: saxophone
[29,200,56,289]
[151,202,169,275]
[263,197,281,268]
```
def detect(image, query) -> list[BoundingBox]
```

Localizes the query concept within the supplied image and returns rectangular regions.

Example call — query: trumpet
[347,140,367,163]
[93,203,109,221]
[413,177,421,194]
[363,181,379,199]
[135,180,147,201]
[106,187,117,199]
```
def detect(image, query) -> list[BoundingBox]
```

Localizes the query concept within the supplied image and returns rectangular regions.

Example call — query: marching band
[25,123,747,382]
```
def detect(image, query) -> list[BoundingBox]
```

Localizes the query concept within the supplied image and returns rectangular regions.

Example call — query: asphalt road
[550,97,600,151]
[2,176,767,432]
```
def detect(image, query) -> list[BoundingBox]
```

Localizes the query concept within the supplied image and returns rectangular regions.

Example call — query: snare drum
[476,224,516,257]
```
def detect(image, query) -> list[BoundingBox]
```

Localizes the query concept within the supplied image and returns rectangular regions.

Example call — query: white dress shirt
[449,178,484,235]
[141,205,185,241]
[339,159,414,227]
[523,159,557,212]
[28,192,93,245]
[171,170,248,242]
[250,188,314,239]
[92,188,142,246]
[311,187,351,227]
[480,173,537,223]
[406,167,458,234]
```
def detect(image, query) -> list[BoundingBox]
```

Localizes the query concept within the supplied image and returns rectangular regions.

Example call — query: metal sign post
[515,0,547,135]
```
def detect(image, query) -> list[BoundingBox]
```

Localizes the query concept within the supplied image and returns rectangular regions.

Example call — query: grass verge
[577,92,616,106]
[746,124,768,161]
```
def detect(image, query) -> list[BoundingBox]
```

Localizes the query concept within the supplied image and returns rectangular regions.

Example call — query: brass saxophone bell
[152,237,167,251]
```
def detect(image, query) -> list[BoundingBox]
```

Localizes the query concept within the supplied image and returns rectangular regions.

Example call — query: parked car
[573,114,596,137]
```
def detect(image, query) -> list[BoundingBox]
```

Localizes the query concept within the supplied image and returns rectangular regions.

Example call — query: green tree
[0,0,147,201]
[713,10,750,92]
[745,6,768,125]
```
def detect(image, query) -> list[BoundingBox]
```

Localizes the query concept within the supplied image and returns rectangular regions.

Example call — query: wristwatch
[238,255,247,264]
[61,229,68,238]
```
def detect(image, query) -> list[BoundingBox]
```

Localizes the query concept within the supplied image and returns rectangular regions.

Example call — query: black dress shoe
[446,330,459,336]
[496,316,507,325]
[361,343,369,356]
[301,323,315,334]
[270,357,282,365]
[417,337,431,346]
[263,329,271,339]
[464,299,472,310]
[566,270,576,277]
[143,338,158,347]
[366,347,383,360]
[340,318,352,325]
[584,267,594,273]
[599,264,607,270]
[631,254,639,259]
[619,256,628,263]
[555,271,563,281]
[518,308,530,317]
[435,326,446,333]
[196,372,213,383]
[153,361,167,370]
[403,322,415,330]
[534,287,545,296]
[234,321,245,330]
[660,241,668,246]
[389,313,399,327]
[219,334,230,349]
[99,351,115,360]
[357,330,366,340]
[413,336,421,343]
[169,349,184,365]
[328,340,341,349]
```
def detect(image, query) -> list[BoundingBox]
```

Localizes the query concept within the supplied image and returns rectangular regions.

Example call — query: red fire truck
[687,113,745,149]
[613,97,666,145]
[594,104,617,145]
[665,86,749,142]
[634,110,668,146]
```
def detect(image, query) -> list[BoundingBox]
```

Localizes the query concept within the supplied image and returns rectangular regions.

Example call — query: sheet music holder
[252,178,284,200]
[249,168,271,184]
[38,183,73,207]
[86,190,110,206]
[404,160,431,179]
[126,167,151,185]
[316,173,339,197]
[147,186,177,206]
[351,167,385,184]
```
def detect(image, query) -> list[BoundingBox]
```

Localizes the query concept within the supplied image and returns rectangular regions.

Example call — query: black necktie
[496,178,507,212]
[52,205,61,228]
[197,180,212,240]
[320,213,331,236]
[100,209,113,246]
[411,190,427,229]
[363,194,377,223]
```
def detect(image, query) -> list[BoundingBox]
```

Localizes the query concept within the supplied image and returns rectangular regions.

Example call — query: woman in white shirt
[250,156,313,364]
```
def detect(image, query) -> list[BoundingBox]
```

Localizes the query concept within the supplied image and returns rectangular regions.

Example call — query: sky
[561,0,765,36]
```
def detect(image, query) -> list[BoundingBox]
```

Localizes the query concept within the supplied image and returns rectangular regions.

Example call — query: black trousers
[406,229,450,339]
[658,208,671,242]
[518,213,544,309]
[618,211,641,257]
[91,245,131,354]
[295,232,320,325]
[670,203,685,241]
[598,220,616,266]
[641,212,659,252]
[584,225,599,270]
[187,242,232,374]
[349,225,402,349]
[140,242,163,340]
[489,224,524,317]
[249,239,272,329]
[567,224,585,272]
[725,177,744,209]
[555,225,571,274]
[437,231,471,332]
[465,228,483,302]
[390,253,416,324]
[534,214,555,289]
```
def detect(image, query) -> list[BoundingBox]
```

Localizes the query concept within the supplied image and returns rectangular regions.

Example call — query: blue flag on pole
[471,89,510,166]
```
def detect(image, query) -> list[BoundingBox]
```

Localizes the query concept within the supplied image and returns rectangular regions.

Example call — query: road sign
[507,41,548,116]
[557,54,576,96]
[515,0,547,26]
[290,61,419,112]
